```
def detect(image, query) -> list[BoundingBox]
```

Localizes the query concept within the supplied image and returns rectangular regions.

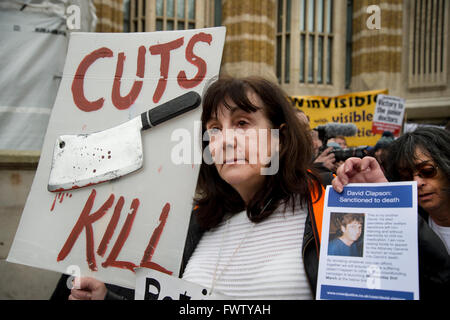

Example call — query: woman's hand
[69,277,107,300]
[332,156,388,193]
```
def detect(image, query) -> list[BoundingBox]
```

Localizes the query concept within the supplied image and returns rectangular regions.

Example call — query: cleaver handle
[141,91,201,130]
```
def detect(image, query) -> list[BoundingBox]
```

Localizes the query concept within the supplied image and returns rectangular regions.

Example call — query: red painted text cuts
[71,32,212,112]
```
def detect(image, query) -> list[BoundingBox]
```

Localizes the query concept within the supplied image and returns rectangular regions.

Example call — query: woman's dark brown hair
[194,76,321,229]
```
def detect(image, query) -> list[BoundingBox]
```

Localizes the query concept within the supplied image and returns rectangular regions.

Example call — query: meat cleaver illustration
[47,91,201,192]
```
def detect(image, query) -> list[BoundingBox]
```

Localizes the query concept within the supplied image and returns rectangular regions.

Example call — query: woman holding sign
[332,127,450,299]
[66,76,332,300]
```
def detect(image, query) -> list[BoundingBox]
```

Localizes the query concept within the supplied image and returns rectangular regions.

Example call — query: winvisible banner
[291,89,388,147]
[7,27,226,289]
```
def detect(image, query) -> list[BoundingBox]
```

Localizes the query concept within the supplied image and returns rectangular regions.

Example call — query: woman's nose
[413,174,426,186]
[222,129,236,148]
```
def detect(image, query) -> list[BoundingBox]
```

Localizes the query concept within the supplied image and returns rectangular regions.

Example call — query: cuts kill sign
[7,28,226,289]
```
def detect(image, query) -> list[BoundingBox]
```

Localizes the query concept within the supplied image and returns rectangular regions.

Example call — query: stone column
[221,0,277,82]
[350,0,403,92]
[94,0,124,32]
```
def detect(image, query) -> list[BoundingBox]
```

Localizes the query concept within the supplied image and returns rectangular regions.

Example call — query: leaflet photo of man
[328,213,364,257]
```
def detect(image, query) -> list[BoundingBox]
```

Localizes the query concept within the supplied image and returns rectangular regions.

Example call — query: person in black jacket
[332,127,450,299]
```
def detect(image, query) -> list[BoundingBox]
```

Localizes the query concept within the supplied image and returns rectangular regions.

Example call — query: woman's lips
[224,158,246,164]
[418,193,434,201]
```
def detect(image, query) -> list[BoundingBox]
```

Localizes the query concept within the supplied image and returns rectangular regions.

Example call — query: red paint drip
[51,193,72,211]
[51,194,57,211]
[50,180,108,193]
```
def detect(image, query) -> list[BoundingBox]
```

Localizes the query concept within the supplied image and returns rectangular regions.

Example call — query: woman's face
[399,147,450,216]
[205,91,276,203]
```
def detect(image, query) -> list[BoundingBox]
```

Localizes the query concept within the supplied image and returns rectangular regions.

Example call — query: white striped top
[182,201,313,300]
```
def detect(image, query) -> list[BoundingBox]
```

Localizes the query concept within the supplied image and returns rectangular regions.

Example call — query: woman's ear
[276,123,286,153]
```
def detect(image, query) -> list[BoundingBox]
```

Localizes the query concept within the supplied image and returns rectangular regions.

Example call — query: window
[277,0,335,86]
[129,0,214,32]
[408,0,448,88]
[276,0,291,83]
[155,0,196,31]
[124,0,130,32]
[130,0,146,32]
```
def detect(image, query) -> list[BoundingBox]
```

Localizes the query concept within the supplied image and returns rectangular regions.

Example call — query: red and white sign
[7,27,226,289]
[372,94,406,137]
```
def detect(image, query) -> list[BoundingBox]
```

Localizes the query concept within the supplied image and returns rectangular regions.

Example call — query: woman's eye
[237,120,248,127]
[208,127,221,134]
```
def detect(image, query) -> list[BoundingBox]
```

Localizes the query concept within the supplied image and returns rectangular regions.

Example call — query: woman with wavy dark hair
[179,76,328,299]
[194,76,321,228]
[64,76,330,300]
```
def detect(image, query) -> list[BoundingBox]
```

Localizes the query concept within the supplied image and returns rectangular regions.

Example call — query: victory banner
[291,89,388,147]
[7,27,226,289]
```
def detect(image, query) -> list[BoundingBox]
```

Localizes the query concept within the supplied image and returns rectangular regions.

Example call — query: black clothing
[417,207,450,299]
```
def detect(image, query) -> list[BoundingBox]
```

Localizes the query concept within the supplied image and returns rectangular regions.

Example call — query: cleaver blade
[47,91,201,192]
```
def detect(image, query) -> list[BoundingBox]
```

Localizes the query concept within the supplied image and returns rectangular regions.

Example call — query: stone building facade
[127,0,449,123]
[1,0,448,299]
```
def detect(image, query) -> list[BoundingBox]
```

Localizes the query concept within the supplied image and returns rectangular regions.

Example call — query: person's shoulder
[328,238,344,255]
[328,237,341,249]
[317,170,334,186]
[329,237,339,244]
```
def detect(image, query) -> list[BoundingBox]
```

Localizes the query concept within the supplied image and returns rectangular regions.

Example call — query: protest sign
[291,89,387,147]
[135,268,229,300]
[7,27,226,289]
[372,94,406,137]
[316,182,419,300]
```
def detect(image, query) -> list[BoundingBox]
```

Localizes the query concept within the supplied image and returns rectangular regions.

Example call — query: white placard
[7,27,226,289]
[135,268,230,300]
[316,182,419,300]
[372,94,406,137]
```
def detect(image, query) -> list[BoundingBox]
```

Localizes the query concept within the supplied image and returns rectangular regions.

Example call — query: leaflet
[316,182,419,300]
